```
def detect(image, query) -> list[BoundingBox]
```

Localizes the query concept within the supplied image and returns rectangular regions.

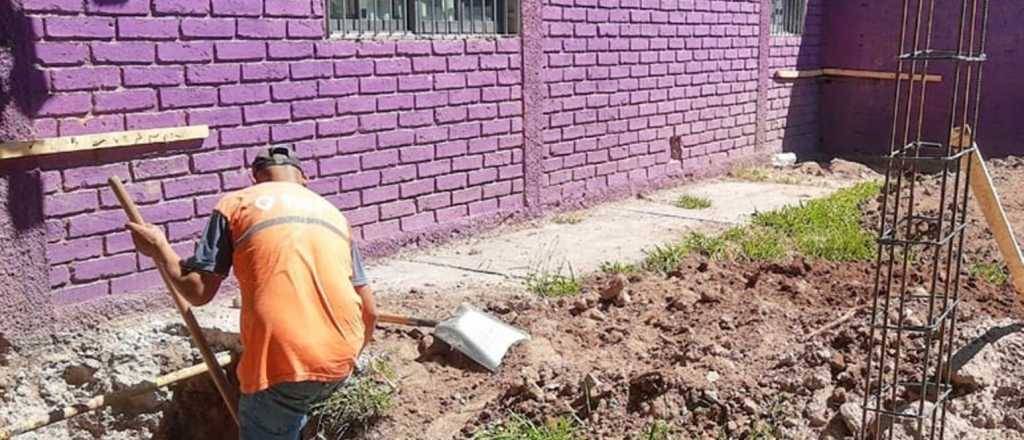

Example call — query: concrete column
[520,0,545,211]
[755,0,772,151]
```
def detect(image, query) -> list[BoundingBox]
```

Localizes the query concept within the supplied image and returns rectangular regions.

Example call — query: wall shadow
[820,1,1023,158]
[774,0,826,160]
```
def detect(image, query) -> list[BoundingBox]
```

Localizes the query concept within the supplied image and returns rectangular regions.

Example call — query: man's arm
[127,222,224,306]
[350,245,378,348]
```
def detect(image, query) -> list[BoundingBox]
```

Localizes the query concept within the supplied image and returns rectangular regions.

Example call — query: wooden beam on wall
[0,126,210,161]
[774,68,942,83]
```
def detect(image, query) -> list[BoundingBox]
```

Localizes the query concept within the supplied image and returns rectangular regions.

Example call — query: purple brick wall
[540,0,763,205]
[820,2,1024,157]
[12,0,525,305]
[0,0,828,336]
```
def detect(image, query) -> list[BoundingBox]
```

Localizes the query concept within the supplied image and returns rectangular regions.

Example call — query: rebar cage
[860,0,990,439]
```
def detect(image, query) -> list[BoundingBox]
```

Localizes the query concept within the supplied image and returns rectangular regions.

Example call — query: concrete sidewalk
[364,178,835,296]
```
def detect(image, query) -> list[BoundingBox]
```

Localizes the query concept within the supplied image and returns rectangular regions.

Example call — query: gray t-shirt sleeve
[350,244,368,287]
[181,211,233,277]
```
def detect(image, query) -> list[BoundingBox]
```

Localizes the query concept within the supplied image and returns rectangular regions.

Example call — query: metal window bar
[771,0,806,36]
[859,0,990,439]
[328,0,517,35]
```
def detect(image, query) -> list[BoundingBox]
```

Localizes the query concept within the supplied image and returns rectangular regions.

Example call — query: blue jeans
[238,380,346,440]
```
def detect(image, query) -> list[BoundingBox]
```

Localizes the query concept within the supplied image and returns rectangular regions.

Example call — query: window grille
[771,0,806,36]
[328,0,520,36]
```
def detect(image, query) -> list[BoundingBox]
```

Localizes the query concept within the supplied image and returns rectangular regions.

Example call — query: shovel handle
[109,176,240,426]
[377,313,439,327]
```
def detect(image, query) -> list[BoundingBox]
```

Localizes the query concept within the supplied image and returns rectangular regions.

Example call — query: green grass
[737,229,786,262]
[526,265,581,298]
[312,357,396,437]
[474,414,581,440]
[752,181,880,261]
[642,182,881,273]
[636,420,672,440]
[969,262,1009,285]
[642,242,690,274]
[553,213,585,225]
[600,260,637,274]
[675,195,712,210]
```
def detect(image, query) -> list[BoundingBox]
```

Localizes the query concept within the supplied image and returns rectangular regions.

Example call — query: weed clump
[474,413,581,440]
[675,195,712,210]
[527,265,581,298]
[969,261,1009,285]
[600,260,637,274]
[312,357,396,438]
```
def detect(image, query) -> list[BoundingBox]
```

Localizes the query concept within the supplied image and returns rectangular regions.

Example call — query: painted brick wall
[540,0,762,205]
[0,0,829,330]
[15,0,524,304]
[764,0,822,155]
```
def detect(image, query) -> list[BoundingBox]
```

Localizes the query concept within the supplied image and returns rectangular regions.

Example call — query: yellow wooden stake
[951,125,1024,295]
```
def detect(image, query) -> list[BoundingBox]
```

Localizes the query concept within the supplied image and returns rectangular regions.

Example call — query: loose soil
[2,158,1023,439]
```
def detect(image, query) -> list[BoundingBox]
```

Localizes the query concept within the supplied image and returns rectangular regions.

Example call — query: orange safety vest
[215,181,364,394]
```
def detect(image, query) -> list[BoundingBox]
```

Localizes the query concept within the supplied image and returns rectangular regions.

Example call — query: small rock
[742,398,760,415]
[63,363,98,386]
[706,371,720,383]
[829,353,847,372]
[839,402,870,436]
[776,352,797,368]
[805,403,829,427]
[586,309,607,321]
[797,161,826,176]
[417,334,446,357]
[571,298,592,313]
[600,274,628,302]
[829,159,877,178]
[668,289,700,310]
[829,387,848,405]
[804,371,831,391]
[699,289,721,303]
[613,290,632,307]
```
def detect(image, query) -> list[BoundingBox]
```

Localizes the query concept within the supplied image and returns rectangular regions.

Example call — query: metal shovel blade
[433,303,530,371]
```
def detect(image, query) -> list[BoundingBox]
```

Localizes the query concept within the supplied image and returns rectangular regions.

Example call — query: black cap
[251,145,302,172]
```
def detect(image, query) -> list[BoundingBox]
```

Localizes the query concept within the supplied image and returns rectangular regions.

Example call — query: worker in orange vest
[127,145,378,439]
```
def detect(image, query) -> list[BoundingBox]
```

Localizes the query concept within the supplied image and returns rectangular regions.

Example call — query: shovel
[378,303,529,371]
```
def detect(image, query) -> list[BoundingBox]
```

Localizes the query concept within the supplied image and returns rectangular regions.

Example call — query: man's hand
[125,221,223,306]
[126,222,169,259]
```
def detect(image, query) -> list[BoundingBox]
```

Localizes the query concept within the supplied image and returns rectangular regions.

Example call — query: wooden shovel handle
[377,313,439,327]
[109,176,240,426]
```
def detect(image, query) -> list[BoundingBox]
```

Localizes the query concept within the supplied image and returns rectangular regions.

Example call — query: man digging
[125,145,378,439]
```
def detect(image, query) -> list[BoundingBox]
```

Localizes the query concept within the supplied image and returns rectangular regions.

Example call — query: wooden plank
[774,69,824,79]
[0,126,209,161]
[951,125,1024,295]
[774,68,942,83]
[823,68,942,83]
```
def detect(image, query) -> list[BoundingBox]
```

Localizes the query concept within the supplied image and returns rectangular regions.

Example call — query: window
[327,0,520,36]
[772,0,806,35]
